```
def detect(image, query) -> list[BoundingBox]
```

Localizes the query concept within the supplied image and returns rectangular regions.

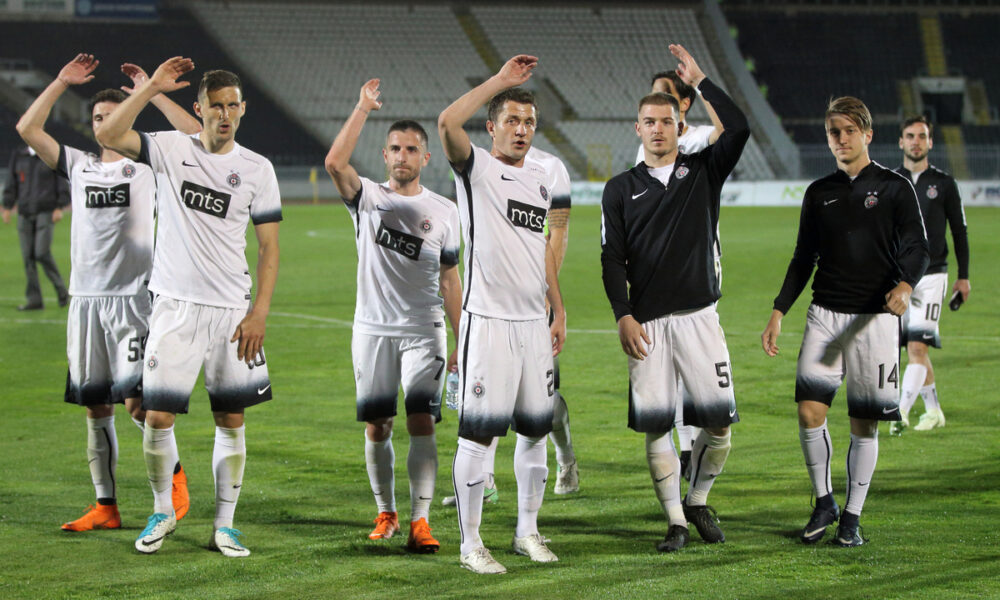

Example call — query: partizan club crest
[864,191,879,209]
[927,185,938,199]
[539,185,549,202]
[420,218,433,234]
[121,164,136,178]
[676,165,690,179]
[227,172,242,188]
[472,381,485,398]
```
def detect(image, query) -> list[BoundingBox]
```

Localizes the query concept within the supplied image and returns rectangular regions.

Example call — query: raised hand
[58,54,98,87]
[357,78,383,113]
[669,44,705,88]
[120,63,150,95]
[495,55,538,88]
[148,56,195,94]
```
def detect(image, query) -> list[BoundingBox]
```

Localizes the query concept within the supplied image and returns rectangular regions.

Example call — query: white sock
[646,432,685,526]
[899,364,927,416]
[549,392,576,466]
[686,429,731,505]
[213,425,246,530]
[131,416,145,432]
[453,437,488,555]
[408,434,437,522]
[921,384,941,412]
[87,416,118,502]
[514,434,548,539]
[845,432,878,517]
[143,425,178,516]
[365,432,395,514]
[799,421,833,499]
[483,437,498,489]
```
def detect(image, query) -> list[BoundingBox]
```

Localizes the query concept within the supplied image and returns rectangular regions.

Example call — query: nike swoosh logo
[824,198,838,206]
[858,482,869,487]
[921,333,934,339]
[500,174,516,182]
[141,535,166,546]
[375,205,393,212]
[729,409,737,418]
[258,384,271,395]
[632,190,648,200]
[182,160,198,167]
[233,484,242,489]
[467,479,485,488]
[882,406,898,414]
[655,475,670,483]
[803,526,827,538]
[82,168,98,173]
[419,496,433,500]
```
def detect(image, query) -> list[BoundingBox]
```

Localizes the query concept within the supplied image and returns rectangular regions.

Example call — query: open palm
[58,54,98,86]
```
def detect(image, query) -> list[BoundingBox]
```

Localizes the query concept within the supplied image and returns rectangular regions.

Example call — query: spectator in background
[3,144,70,310]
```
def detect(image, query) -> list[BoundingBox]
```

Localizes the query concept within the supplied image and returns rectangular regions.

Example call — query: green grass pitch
[0,204,997,599]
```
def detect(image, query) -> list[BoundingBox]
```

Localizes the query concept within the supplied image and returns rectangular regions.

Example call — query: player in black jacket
[892,116,970,434]
[761,97,928,547]
[601,44,749,553]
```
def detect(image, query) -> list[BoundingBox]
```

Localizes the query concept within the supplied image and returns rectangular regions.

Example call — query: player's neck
[199,131,236,155]
[903,156,929,173]
[491,147,525,168]
[838,155,871,179]
[388,178,422,196]
[100,148,125,163]
[644,149,677,169]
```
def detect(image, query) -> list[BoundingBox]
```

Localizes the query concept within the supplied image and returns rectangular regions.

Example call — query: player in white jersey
[633,70,723,478]
[440,145,576,509]
[15,54,200,533]
[439,55,567,575]
[324,79,462,553]
[97,58,281,558]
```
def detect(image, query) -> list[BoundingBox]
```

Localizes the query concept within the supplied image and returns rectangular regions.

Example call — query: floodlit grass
[1,204,997,599]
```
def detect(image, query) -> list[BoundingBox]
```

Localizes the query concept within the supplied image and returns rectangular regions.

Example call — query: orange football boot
[61,503,121,532]
[406,517,440,553]
[369,511,399,540]
[172,464,190,520]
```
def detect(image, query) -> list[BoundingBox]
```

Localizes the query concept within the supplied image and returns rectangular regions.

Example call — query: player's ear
[240,100,247,116]
[486,120,495,137]
[193,101,202,118]
[865,129,873,145]
[635,121,641,138]
[422,151,430,167]
[382,147,389,164]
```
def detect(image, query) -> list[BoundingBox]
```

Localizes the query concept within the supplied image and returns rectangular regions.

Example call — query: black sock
[97,497,116,506]
[816,493,835,510]
[173,461,182,475]
[840,511,860,528]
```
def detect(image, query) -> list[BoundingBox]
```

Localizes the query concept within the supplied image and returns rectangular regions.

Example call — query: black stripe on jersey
[550,194,571,210]
[458,311,472,431]
[251,209,283,226]
[56,145,70,179]
[456,150,477,311]
[137,133,152,167]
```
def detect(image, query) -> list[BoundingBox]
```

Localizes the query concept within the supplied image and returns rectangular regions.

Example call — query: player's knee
[405,413,434,436]
[86,404,114,419]
[125,397,145,422]
[145,409,176,429]
[797,401,828,428]
[704,425,729,437]
[213,410,244,429]
[366,418,393,441]
[849,418,878,437]
[907,342,930,362]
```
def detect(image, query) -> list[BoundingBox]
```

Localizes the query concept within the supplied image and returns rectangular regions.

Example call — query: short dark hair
[198,69,243,100]
[650,71,696,105]
[387,120,428,148]
[487,88,536,123]
[638,92,680,115]
[826,96,872,132]
[900,115,933,138]
[89,89,127,114]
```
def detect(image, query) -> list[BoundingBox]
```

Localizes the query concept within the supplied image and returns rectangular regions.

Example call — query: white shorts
[64,292,151,406]
[142,297,272,414]
[457,313,554,438]
[628,304,738,432]
[901,272,947,348]
[352,330,447,422]
[795,304,901,421]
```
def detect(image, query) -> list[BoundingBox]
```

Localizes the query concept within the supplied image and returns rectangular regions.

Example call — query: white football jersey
[58,146,154,296]
[347,177,460,337]
[525,147,571,209]
[139,131,282,309]
[635,123,715,165]
[454,145,551,321]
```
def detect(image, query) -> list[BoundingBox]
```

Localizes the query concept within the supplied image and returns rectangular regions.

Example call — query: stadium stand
[0,8,325,165]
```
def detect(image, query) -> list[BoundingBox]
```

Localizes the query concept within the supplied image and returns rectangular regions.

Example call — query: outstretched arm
[231,221,280,363]
[121,63,201,135]
[16,54,98,169]
[325,78,381,201]
[437,55,537,171]
[97,56,195,159]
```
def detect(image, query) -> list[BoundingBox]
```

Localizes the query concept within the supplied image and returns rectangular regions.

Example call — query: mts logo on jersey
[507,199,547,233]
[85,184,130,208]
[376,221,424,260]
[181,181,231,219]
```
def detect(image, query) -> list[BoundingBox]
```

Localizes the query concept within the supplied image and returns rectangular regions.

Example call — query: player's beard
[391,166,418,186]
[904,149,928,163]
